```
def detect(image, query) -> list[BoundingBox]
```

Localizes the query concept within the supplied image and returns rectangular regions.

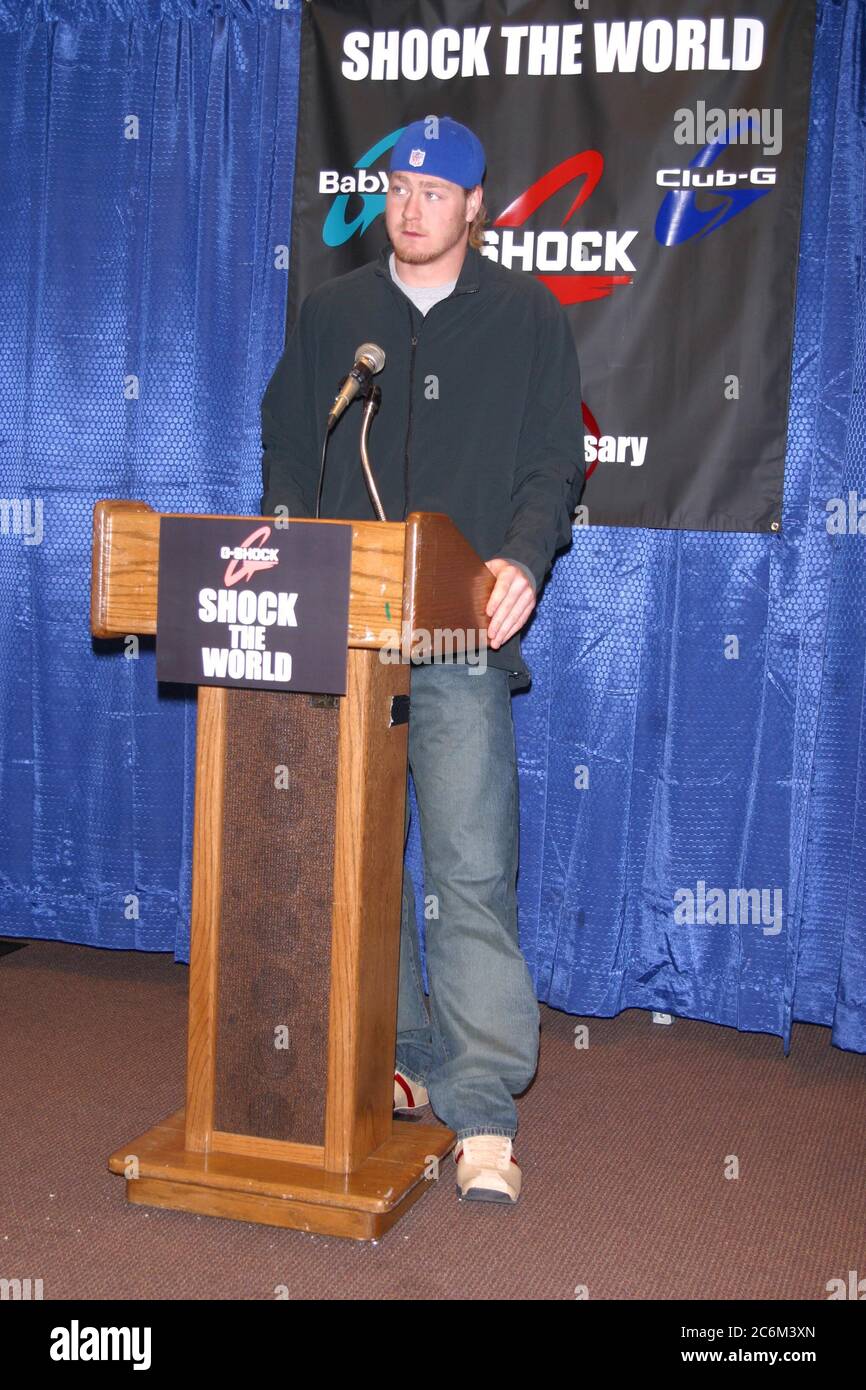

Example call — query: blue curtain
[508,0,866,1054]
[0,0,301,953]
[0,0,863,1053]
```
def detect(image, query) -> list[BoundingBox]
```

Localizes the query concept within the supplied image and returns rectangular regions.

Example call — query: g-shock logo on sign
[485,151,635,305]
[221,526,279,586]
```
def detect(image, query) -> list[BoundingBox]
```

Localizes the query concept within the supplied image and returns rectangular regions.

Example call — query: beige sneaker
[393,1070,429,1113]
[454,1135,522,1203]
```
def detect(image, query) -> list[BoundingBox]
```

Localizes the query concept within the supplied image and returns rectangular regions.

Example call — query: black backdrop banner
[288,0,815,532]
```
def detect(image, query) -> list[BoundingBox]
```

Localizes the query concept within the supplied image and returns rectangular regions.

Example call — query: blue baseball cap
[389,116,486,189]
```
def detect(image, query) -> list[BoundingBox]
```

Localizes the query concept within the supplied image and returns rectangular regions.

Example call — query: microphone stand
[317,381,386,522]
[358,384,386,522]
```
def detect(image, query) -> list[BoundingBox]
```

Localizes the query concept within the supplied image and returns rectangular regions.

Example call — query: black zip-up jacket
[260,241,584,690]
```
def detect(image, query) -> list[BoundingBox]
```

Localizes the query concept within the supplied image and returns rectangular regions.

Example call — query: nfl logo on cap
[409,148,425,167]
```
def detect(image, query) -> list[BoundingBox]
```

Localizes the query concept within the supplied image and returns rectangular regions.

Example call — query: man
[261,115,584,1204]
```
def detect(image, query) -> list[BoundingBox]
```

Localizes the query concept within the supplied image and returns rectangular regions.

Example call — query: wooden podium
[91,501,496,1240]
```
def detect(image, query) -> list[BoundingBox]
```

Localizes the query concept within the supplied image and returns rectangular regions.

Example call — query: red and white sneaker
[454,1135,522,1203]
[393,1070,429,1113]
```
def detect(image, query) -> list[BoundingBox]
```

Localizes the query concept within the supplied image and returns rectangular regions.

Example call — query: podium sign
[156,516,352,695]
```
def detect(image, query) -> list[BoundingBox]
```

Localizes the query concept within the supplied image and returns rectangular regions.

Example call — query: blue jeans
[396,660,540,1142]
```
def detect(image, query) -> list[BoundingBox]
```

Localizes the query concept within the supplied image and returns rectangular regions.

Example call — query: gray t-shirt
[389,251,457,314]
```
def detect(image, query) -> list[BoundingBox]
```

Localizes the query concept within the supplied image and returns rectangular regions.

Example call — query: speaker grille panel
[214,688,338,1143]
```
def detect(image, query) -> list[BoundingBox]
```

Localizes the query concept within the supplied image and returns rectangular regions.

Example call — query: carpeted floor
[1,938,863,1300]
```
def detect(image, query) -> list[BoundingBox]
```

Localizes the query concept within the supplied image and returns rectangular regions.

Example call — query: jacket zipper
[393,275,479,522]
[402,303,418,521]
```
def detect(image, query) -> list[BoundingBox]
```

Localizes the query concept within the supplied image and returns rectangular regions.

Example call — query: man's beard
[390,220,466,265]
[392,241,442,264]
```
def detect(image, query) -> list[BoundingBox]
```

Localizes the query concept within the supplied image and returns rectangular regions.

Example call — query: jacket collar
[374,240,481,296]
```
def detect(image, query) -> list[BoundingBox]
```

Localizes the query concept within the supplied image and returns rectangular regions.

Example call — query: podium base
[108,1109,456,1242]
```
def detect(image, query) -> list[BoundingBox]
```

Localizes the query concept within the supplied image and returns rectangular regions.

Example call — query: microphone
[327,343,386,430]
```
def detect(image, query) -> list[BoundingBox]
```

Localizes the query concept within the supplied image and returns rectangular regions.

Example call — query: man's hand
[484,558,537,649]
